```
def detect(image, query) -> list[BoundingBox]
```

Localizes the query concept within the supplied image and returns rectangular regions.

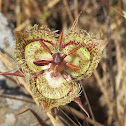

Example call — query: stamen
[66,62,80,70]
[33,60,52,66]
[62,43,85,60]
[54,65,58,76]
[39,40,53,55]
[58,32,63,50]
[67,44,82,55]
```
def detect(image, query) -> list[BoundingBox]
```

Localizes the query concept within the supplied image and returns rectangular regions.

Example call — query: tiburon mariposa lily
[0,15,108,117]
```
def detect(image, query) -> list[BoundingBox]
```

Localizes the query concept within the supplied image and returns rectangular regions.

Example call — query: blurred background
[0,0,126,126]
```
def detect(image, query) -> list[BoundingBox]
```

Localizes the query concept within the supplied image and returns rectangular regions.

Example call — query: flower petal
[28,70,81,111]
[81,39,108,79]
[62,31,90,79]
[14,25,57,74]
[62,30,108,79]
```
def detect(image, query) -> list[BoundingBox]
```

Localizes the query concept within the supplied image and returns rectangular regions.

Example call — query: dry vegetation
[0,0,126,126]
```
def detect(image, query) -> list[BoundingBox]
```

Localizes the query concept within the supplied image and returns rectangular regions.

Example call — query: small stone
[6,95,25,110]
[0,113,16,126]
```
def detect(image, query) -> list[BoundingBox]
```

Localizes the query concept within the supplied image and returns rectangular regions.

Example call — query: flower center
[50,53,65,76]
[33,32,81,76]
[53,53,61,64]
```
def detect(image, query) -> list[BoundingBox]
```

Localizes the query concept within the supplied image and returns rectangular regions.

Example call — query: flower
[14,24,108,111]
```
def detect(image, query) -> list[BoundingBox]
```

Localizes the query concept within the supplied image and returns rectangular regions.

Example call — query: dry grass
[0,0,126,126]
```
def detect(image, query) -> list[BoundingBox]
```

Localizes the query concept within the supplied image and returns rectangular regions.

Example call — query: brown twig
[81,0,89,12]
[67,106,82,126]
[0,0,2,12]
[0,51,39,105]
[113,8,122,91]
[100,60,108,88]
[93,69,113,125]
[16,0,21,26]
[58,116,71,126]
[80,80,96,126]
[102,1,116,124]
[93,70,111,107]
[17,109,49,126]
[63,0,74,24]
[0,51,13,70]
[61,106,105,126]
[59,108,78,126]
[44,0,60,10]
[62,5,67,32]
[0,94,35,104]
[74,0,78,18]
[4,0,9,14]
[0,51,25,83]
[14,19,30,31]
[1,75,18,84]
[47,111,65,126]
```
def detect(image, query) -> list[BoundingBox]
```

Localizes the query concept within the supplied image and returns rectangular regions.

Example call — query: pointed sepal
[74,97,90,118]
[0,69,25,77]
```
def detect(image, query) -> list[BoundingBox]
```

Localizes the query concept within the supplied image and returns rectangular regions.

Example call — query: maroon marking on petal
[16,37,56,57]
[66,89,72,97]
[63,41,79,48]
[17,37,56,50]
[33,76,38,87]
[25,39,56,49]
[67,44,82,55]
[16,37,55,73]
[39,40,53,55]
[43,39,56,48]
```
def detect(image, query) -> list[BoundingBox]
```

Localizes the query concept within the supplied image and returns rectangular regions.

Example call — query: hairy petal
[28,70,81,111]
[62,30,90,79]
[62,30,108,80]
[14,25,57,74]
[81,39,108,79]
